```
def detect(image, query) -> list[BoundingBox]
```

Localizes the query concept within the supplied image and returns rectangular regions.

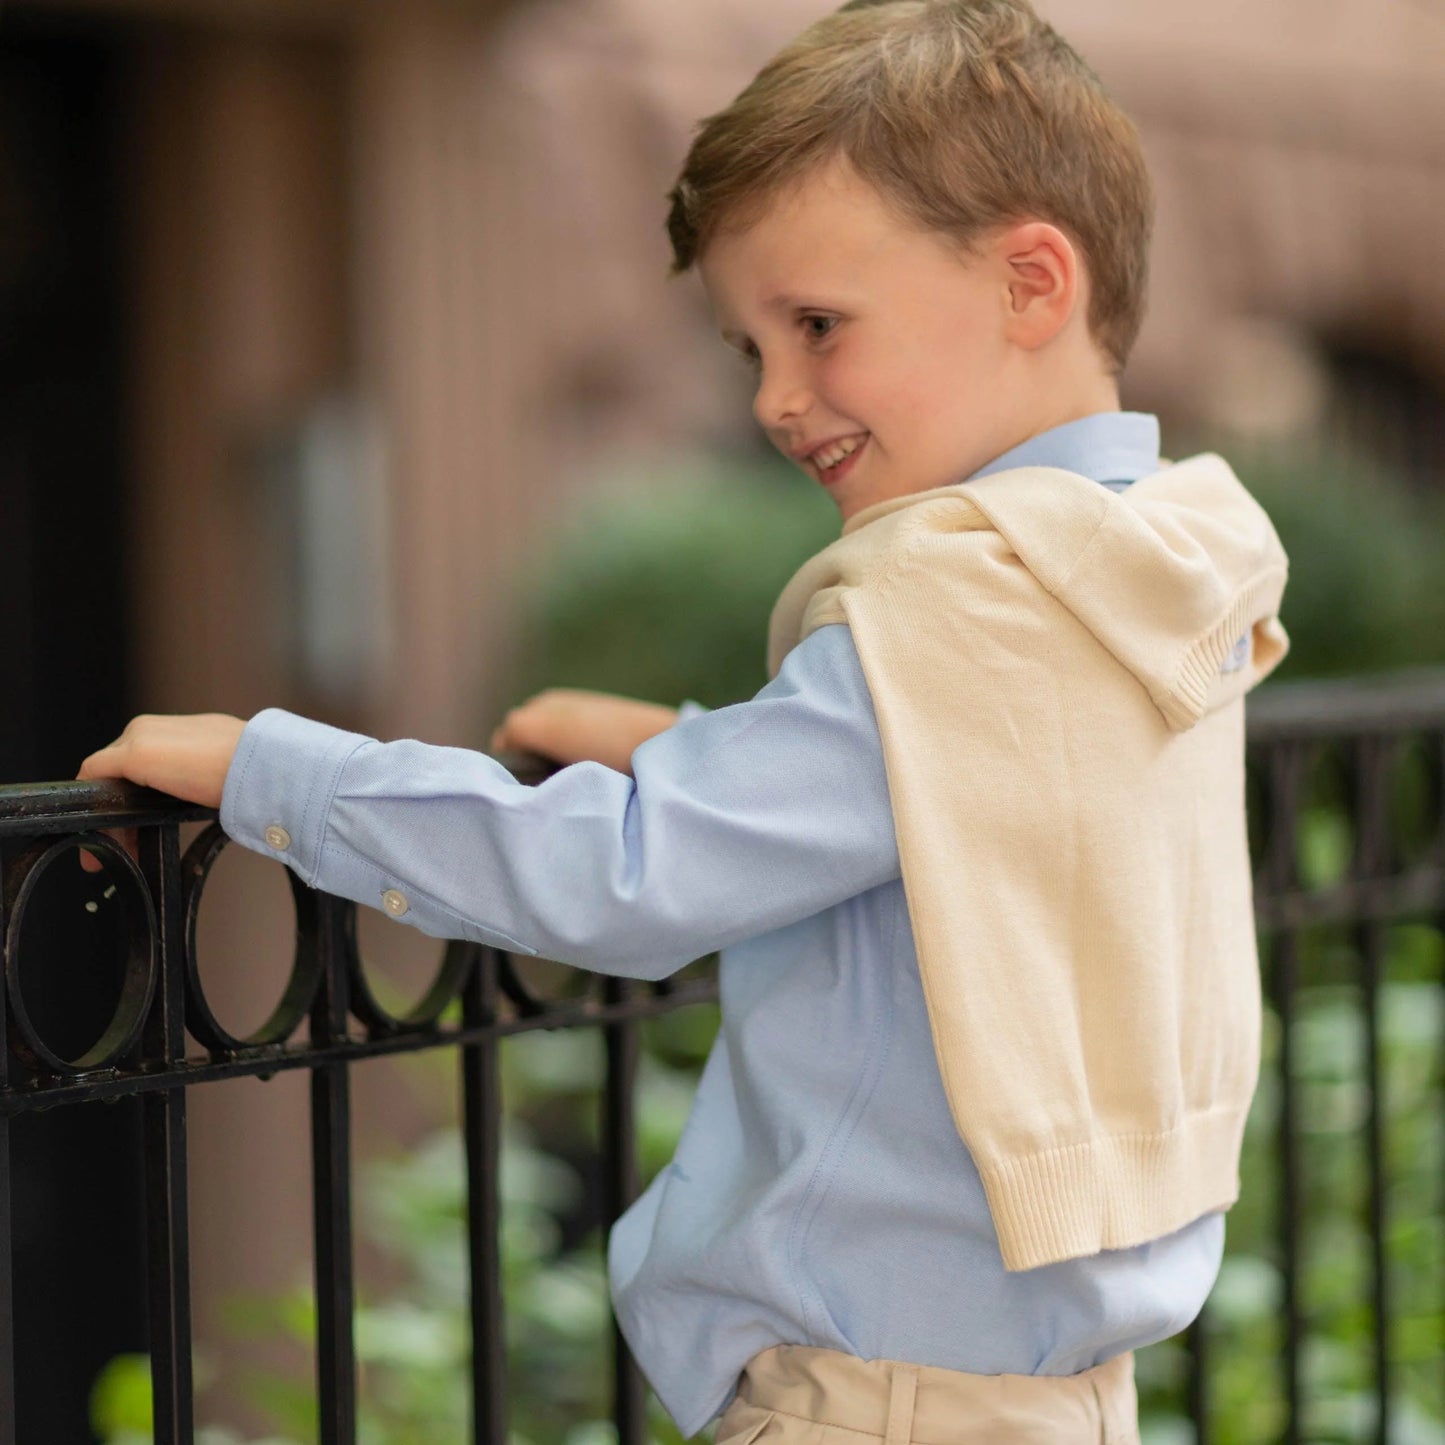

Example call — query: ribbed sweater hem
[977,1104,1249,1272]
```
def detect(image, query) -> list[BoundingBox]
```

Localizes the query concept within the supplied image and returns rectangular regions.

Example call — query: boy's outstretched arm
[77,626,899,980]
[75,690,669,806]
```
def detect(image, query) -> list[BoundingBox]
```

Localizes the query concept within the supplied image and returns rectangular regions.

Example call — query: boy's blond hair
[667,0,1153,374]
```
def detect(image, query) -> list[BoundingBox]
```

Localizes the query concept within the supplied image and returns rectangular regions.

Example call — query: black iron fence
[0,669,1441,1445]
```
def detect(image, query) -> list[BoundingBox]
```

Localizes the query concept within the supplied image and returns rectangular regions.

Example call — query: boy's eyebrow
[762,291,828,313]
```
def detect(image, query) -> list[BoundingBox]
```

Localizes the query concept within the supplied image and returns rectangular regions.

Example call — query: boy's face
[699,158,1039,523]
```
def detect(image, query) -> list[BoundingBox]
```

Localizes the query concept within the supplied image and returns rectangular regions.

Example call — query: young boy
[80,0,1290,1439]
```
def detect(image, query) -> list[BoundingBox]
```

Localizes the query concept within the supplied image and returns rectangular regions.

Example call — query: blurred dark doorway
[0,10,148,1442]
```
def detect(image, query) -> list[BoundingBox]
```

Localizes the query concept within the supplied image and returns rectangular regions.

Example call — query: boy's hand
[76,713,246,873]
[79,713,246,805]
[489,689,680,775]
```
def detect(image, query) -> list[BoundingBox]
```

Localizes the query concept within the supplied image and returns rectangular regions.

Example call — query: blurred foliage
[504,451,836,711]
[95,438,1445,1443]
[1194,438,1445,681]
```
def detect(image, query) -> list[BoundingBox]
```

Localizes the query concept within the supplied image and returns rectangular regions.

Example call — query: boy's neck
[982,374,1123,476]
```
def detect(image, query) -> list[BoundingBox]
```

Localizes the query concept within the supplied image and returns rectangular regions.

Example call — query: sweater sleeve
[220,624,899,979]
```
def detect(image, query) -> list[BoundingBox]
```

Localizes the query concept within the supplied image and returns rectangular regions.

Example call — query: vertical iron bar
[1353,737,1392,1444]
[1268,741,1305,1445]
[462,947,506,1444]
[0,1116,10,1445]
[1435,730,1445,1439]
[1439,899,1445,1442]
[1359,916,1390,1445]
[141,824,195,1445]
[0,852,14,1445]
[1439,726,1445,1438]
[310,895,356,1445]
[603,977,645,1445]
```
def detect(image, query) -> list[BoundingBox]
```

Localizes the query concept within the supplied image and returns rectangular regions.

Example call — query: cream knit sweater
[767,453,1290,1272]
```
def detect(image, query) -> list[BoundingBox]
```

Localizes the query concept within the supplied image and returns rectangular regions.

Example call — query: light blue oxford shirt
[221,412,1226,1438]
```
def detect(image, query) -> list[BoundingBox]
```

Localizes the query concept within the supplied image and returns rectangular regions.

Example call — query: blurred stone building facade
[4,0,1443,1432]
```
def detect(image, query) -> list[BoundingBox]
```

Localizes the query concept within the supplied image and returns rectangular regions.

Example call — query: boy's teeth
[816,436,862,469]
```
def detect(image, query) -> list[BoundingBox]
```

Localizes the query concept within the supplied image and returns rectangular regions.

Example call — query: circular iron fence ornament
[345,908,477,1035]
[3,834,158,1075]
[181,824,323,1053]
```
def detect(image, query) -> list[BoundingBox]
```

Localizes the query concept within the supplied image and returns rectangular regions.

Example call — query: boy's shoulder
[768,454,1290,732]
[768,465,1117,676]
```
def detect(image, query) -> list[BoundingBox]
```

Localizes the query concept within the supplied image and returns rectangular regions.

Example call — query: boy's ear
[996,221,1079,351]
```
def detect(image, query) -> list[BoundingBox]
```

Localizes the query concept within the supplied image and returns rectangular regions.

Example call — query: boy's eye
[801,314,838,341]
[734,342,761,370]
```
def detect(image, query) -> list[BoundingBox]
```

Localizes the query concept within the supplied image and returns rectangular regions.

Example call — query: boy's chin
[832,472,934,525]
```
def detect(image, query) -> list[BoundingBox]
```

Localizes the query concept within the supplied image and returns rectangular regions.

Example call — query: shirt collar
[966,411,1161,487]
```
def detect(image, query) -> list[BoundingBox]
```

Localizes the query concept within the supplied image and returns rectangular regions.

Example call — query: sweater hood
[789,452,1290,732]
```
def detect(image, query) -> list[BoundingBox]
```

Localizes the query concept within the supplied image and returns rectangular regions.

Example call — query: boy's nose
[752,369,811,432]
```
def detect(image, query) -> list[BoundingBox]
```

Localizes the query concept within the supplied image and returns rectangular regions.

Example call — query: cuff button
[264,825,292,851]
[381,889,410,918]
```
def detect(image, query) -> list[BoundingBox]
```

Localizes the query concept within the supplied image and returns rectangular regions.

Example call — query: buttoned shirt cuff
[220,707,374,887]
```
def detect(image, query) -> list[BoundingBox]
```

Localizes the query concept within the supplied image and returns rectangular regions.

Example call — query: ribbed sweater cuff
[1165,568,1288,729]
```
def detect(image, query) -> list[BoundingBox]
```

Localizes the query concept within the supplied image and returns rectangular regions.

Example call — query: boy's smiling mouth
[800,432,869,485]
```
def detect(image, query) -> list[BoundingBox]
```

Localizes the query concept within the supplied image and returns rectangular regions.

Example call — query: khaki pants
[714,1346,1140,1444]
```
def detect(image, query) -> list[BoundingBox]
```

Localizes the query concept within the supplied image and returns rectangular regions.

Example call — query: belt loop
[1089,1375,1109,1444]
[885,1363,919,1444]
[1089,1359,1132,1445]
[1095,1351,1138,1444]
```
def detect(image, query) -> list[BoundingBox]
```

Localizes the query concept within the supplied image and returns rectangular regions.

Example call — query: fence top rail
[1244,665,1445,740]
[0,749,563,840]
[0,779,213,839]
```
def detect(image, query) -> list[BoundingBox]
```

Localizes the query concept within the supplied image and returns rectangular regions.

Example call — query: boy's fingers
[77,735,138,872]
[76,743,127,785]
[492,705,537,755]
[78,828,139,874]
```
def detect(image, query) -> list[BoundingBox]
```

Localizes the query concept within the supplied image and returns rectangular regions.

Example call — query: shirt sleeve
[219,624,900,979]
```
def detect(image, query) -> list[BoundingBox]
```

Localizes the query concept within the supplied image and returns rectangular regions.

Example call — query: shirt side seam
[784,889,901,1340]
